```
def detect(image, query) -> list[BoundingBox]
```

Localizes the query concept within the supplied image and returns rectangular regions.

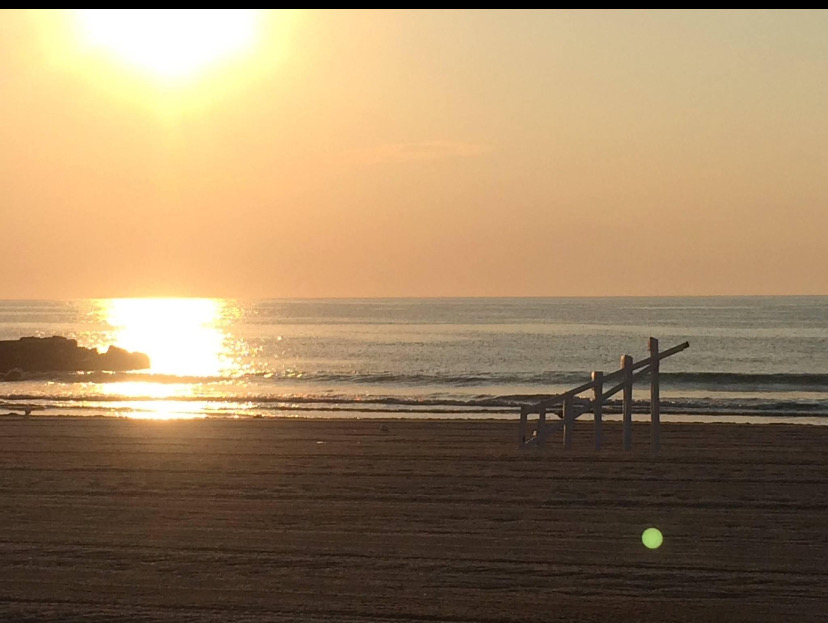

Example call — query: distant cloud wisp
[341,140,493,165]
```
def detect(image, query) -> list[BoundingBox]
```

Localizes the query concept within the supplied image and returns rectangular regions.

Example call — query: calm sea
[1,297,826,422]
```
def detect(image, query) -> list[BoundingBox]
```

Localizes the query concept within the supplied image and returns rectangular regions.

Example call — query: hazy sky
[2,9,827,298]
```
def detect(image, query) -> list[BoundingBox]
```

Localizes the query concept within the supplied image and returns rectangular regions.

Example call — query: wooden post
[621,354,633,451]
[563,397,573,450]
[537,407,546,447]
[592,371,603,450]
[519,406,528,448]
[649,337,660,455]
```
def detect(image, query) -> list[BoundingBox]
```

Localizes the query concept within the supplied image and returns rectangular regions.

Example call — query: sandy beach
[0,417,825,622]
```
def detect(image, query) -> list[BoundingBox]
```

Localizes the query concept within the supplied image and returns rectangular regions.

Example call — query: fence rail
[519,338,689,453]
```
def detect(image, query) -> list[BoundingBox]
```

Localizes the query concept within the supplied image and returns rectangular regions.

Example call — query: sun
[74,9,260,79]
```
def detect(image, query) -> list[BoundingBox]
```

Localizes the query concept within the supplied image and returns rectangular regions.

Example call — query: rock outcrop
[0,336,150,374]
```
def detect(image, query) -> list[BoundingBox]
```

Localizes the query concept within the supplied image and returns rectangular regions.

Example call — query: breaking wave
[2,370,826,392]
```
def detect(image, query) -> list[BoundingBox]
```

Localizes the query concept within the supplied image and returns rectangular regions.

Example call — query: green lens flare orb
[642,527,663,549]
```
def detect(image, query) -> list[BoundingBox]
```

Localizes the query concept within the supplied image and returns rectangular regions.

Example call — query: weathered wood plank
[518,406,528,449]
[531,341,689,411]
[622,354,633,451]
[600,363,651,401]
[562,396,573,449]
[650,337,661,455]
[601,340,689,383]
[592,370,603,450]
[537,407,546,447]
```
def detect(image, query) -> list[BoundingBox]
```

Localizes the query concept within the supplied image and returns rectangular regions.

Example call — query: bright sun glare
[92,299,250,419]
[74,9,259,78]
[104,298,230,377]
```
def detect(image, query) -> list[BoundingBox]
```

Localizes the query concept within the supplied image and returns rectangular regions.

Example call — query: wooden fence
[518,338,689,453]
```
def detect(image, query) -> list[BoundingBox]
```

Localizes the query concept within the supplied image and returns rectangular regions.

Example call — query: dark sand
[0,417,826,622]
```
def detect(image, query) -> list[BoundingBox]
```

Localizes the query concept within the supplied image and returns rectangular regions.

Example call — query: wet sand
[0,417,826,622]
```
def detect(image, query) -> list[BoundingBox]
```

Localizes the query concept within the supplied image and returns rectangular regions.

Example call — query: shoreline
[3,411,828,426]
[1,418,826,622]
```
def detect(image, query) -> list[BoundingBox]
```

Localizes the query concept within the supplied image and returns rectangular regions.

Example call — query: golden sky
[1,9,826,298]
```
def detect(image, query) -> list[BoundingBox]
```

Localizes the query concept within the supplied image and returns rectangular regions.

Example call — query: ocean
[1,297,826,422]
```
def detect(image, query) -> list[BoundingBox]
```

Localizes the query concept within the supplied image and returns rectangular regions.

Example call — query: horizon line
[1,293,827,302]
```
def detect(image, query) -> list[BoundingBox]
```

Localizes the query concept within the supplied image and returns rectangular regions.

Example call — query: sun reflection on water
[91,298,249,418]
[104,298,234,377]
[117,400,210,420]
